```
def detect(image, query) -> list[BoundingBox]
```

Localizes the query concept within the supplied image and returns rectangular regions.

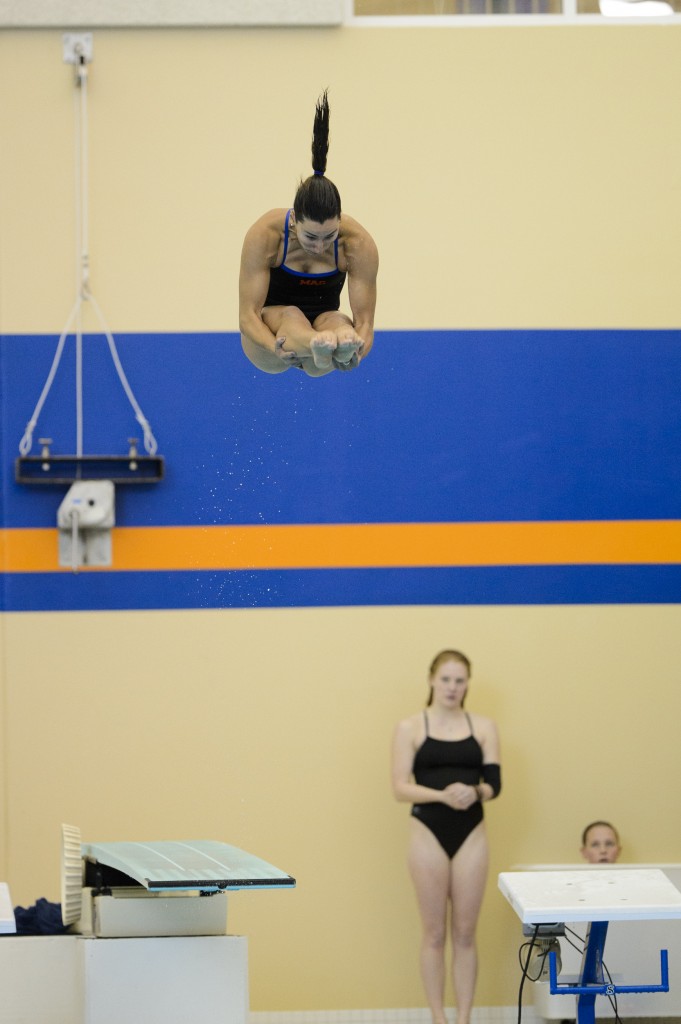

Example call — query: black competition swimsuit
[263,210,347,321]
[411,711,484,859]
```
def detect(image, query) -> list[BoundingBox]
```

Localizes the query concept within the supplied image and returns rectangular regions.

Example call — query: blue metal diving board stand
[499,869,681,1024]
[548,921,669,1023]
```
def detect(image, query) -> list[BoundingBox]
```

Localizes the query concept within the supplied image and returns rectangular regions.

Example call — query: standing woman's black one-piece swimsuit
[411,711,484,859]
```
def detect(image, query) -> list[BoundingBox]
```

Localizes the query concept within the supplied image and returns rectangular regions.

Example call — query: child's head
[581,821,621,864]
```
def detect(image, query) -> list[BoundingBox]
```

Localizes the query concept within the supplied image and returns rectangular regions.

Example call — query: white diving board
[499,868,681,924]
[514,864,681,1019]
[82,839,296,892]
[499,869,681,1024]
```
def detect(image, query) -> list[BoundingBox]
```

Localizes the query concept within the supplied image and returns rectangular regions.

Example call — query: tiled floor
[251,1011,681,1024]
[250,1009,540,1024]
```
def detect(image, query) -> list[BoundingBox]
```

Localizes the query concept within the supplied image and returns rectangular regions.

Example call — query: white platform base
[0,935,82,1024]
[0,933,248,1024]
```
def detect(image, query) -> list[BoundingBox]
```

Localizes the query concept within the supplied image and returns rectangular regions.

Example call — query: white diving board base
[0,934,247,1024]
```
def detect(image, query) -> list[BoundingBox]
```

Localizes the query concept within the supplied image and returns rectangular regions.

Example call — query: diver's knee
[240,336,289,374]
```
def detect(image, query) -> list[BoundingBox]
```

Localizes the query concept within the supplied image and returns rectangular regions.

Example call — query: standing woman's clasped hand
[443,782,480,811]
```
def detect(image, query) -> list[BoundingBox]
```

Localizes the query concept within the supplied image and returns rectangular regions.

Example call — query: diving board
[499,868,681,923]
[82,839,296,892]
[0,827,296,1023]
[499,868,681,1024]
[62,826,296,938]
[512,863,681,1019]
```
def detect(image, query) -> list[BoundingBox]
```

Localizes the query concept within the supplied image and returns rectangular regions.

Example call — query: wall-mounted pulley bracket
[16,455,165,486]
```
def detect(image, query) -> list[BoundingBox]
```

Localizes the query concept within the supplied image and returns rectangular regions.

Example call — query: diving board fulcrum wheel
[61,823,83,926]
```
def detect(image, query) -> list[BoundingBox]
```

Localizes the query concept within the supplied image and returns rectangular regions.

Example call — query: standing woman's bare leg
[408,821,451,1024]
[448,825,488,1024]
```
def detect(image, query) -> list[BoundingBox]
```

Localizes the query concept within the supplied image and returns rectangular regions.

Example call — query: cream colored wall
[2,20,681,1012]
[3,605,681,1008]
[1,25,681,335]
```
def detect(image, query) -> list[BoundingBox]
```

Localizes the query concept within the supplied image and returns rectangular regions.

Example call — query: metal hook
[39,437,53,472]
[128,437,139,471]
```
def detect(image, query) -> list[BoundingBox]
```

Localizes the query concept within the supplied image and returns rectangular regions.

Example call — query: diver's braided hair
[293,90,341,223]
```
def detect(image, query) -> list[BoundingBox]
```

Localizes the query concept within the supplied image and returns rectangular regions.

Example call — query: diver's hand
[275,336,300,364]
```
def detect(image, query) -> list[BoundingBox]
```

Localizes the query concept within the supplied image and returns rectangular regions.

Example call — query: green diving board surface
[82,840,296,892]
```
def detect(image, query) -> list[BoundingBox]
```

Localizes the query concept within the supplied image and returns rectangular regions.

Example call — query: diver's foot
[333,337,362,365]
[310,333,336,370]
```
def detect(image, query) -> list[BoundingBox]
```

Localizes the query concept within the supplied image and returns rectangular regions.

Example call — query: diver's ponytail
[311,90,330,177]
[293,90,341,222]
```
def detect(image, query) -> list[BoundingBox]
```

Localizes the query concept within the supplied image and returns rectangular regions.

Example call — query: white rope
[76,318,84,457]
[89,292,158,455]
[18,297,81,456]
[78,60,89,298]
[18,50,159,460]
[75,60,86,458]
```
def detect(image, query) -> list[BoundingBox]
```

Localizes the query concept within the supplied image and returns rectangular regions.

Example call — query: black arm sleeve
[481,762,501,798]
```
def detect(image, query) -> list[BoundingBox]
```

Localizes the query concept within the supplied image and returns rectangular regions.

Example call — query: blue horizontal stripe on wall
[3,329,681,530]
[3,328,681,609]
[4,565,681,612]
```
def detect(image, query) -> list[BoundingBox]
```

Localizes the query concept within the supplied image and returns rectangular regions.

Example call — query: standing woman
[239,91,378,376]
[392,651,502,1024]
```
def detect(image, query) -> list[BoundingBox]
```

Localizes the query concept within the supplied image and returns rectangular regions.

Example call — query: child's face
[581,825,621,863]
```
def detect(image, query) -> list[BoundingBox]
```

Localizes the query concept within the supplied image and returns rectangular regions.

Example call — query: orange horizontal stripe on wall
[1,520,680,573]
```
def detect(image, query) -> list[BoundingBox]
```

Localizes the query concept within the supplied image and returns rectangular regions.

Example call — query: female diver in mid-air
[239,91,378,377]
[392,650,502,1024]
